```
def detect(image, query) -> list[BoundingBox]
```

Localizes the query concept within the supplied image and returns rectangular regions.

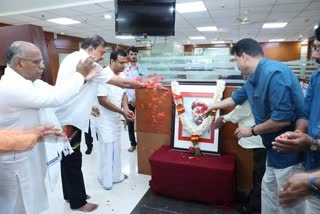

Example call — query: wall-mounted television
[115,0,176,37]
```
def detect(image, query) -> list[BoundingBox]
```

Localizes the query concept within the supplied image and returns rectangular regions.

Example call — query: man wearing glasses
[0,41,94,214]
[203,38,305,214]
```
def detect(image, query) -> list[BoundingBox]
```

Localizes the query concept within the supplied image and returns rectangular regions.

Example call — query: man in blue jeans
[204,38,305,213]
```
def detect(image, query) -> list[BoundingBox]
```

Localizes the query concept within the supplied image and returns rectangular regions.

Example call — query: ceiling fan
[235,10,257,25]
[235,10,275,25]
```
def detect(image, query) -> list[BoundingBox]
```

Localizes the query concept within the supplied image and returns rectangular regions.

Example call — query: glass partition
[140,54,318,85]
[140,55,243,85]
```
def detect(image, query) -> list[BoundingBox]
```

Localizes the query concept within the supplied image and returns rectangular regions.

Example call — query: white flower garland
[171,80,226,136]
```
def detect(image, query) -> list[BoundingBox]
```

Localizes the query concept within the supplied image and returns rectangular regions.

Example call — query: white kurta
[0,66,84,214]
[96,70,126,189]
[54,49,114,132]
[223,100,264,149]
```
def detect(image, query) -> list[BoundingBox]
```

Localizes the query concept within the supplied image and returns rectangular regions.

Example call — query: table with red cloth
[149,146,236,204]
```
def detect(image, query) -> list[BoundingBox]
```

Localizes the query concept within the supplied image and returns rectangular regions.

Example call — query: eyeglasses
[312,45,320,52]
[18,58,44,65]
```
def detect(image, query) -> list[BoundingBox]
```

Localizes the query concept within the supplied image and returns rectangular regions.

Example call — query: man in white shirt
[215,100,266,214]
[96,49,134,189]
[0,41,94,214]
[54,36,145,212]
[123,46,147,152]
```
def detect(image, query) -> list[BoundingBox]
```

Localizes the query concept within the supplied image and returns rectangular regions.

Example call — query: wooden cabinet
[0,24,52,84]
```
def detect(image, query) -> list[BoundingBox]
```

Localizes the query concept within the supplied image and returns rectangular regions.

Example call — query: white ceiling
[0,0,319,46]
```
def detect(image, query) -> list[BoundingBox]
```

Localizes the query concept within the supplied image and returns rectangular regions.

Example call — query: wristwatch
[251,125,257,136]
[310,138,318,151]
[309,177,320,199]
[222,117,227,124]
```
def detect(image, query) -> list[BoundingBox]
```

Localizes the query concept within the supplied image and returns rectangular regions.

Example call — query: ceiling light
[115,35,135,39]
[314,25,319,30]
[211,41,225,44]
[176,1,207,13]
[196,26,217,32]
[269,39,285,42]
[262,22,287,28]
[189,36,206,40]
[47,17,80,25]
[104,14,112,19]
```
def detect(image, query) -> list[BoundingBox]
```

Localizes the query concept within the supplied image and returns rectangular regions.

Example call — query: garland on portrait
[171,80,225,155]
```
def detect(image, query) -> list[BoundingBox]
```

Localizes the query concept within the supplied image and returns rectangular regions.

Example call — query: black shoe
[238,204,252,214]
[128,145,136,152]
[85,146,93,155]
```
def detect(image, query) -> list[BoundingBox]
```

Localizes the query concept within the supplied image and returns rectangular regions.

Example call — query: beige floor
[42,128,150,214]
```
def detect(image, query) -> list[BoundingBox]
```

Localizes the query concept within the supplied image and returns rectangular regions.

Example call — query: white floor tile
[42,128,150,214]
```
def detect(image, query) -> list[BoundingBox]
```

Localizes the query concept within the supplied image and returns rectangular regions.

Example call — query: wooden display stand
[136,86,253,192]
[0,24,52,84]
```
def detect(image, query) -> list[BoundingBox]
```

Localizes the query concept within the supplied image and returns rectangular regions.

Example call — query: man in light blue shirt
[123,46,147,152]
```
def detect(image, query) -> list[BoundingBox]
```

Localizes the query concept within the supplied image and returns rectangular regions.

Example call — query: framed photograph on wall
[171,81,221,155]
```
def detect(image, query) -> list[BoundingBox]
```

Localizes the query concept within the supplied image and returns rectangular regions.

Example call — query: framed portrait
[171,81,221,155]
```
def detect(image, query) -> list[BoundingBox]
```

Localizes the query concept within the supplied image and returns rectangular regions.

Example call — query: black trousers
[85,122,93,150]
[248,148,267,210]
[61,126,87,209]
[128,104,137,146]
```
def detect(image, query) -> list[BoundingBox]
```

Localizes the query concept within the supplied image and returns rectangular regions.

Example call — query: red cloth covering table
[149,146,236,204]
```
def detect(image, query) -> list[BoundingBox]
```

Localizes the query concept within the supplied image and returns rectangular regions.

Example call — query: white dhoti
[97,124,124,190]
[97,140,124,189]
[95,74,126,190]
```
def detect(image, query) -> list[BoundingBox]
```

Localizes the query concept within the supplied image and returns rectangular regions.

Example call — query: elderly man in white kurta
[0,41,93,214]
[96,49,134,189]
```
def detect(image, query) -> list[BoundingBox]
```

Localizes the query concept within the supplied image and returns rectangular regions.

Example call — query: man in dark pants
[85,121,93,155]
[127,103,136,152]
[123,46,147,152]
[85,107,100,155]
[250,148,266,212]
[61,126,88,208]
[215,99,266,213]
[55,36,145,212]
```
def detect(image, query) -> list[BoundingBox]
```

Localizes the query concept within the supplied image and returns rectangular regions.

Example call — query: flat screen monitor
[115,0,176,36]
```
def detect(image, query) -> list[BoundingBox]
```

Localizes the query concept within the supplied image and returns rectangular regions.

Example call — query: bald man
[0,41,94,214]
